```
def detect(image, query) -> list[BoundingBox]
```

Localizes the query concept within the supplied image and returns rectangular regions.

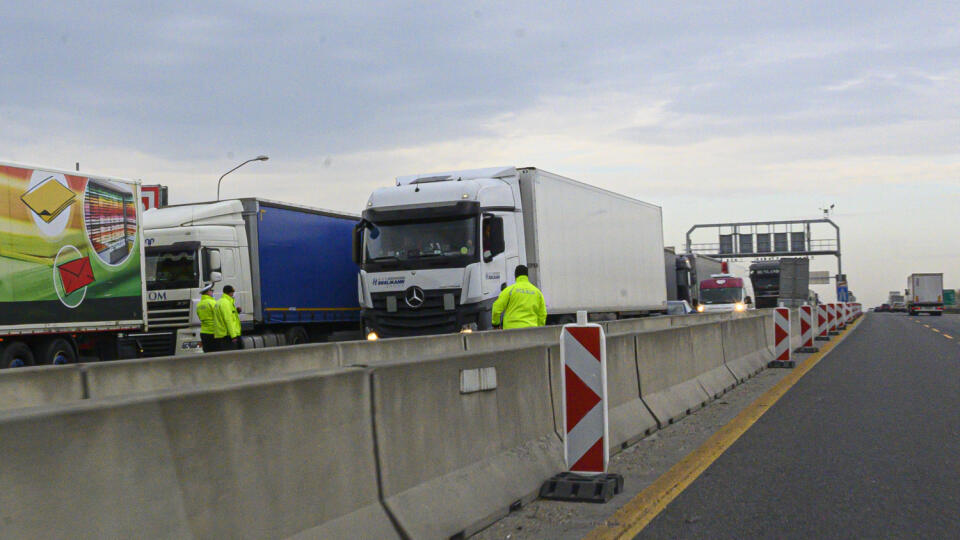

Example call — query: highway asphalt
[636,312,960,539]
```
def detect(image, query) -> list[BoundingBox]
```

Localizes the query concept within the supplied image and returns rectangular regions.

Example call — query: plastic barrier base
[795,346,819,353]
[768,360,796,368]
[815,336,830,342]
[539,472,624,503]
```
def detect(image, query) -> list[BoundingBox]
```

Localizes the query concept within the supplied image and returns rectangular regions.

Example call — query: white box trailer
[356,166,667,336]
[518,168,666,314]
[907,273,944,316]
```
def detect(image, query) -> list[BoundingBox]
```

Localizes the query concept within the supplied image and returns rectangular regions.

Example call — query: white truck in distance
[354,166,667,337]
[696,262,755,313]
[906,273,944,316]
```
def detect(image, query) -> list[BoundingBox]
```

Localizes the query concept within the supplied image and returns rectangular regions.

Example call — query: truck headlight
[367,331,379,341]
[696,305,705,313]
[735,302,746,312]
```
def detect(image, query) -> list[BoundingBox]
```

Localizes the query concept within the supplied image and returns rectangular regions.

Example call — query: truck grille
[370,289,462,334]
[147,299,191,329]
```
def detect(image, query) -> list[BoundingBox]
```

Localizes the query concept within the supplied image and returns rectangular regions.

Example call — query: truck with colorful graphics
[0,162,146,368]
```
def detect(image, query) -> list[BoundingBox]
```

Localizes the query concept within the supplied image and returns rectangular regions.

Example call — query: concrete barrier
[687,322,739,398]
[635,327,711,426]
[85,342,341,399]
[338,333,465,366]
[721,313,773,381]
[603,316,672,334]
[463,325,562,353]
[605,332,658,452]
[372,346,563,539]
[0,367,398,539]
[0,365,85,412]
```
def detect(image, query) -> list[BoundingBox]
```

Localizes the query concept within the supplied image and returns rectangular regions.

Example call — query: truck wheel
[284,326,309,345]
[37,338,77,366]
[2,341,35,369]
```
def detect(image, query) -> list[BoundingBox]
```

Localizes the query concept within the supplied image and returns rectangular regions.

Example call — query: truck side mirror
[483,215,505,262]
[210,271,223,284]
[352,221,365,265]
[745,296,753,305]
[206,249,222,272]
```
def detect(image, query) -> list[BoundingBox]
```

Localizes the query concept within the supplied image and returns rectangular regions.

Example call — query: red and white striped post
[827,303,838,335]
[815,303,830,341]
[561,316,608,473]
[797,305,818,353]
[541,311,622,502]
[836,303,847,331]
[770,307,794,368]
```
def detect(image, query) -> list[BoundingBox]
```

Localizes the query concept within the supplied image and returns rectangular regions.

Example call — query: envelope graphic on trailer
[20,177,77,223]
[58,257,96,295]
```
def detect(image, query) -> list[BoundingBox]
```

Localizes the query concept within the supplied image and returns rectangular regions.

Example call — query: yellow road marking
[932,328,940,333]
[584,317,863,540]
[944,334,953,340]
[923,324,930,328]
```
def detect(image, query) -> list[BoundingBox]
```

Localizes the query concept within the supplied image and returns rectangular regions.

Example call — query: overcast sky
[2,2,958,305]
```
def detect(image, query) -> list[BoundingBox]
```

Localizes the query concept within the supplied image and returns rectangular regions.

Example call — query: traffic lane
[906,312,960,342]
[635,313,960,539]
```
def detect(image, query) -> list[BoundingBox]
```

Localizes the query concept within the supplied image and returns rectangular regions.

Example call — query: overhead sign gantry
[685,218,843,285]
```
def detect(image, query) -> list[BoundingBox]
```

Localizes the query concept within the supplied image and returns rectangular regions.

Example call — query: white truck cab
[356,168,518,336]
[141,201,253,355]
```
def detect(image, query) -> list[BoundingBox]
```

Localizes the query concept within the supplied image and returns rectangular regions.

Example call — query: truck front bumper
[362,298,495,338]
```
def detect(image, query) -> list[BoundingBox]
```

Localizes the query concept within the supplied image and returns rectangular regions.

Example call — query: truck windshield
[145,250,199,291]
[364,216,478,270]
[700,287,743,304]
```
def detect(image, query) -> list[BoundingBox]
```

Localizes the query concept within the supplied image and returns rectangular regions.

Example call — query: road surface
[635,312,960,538]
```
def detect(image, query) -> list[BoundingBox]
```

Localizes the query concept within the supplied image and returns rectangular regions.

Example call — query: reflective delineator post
[540,311,623,503]
[797,305,818,353]
[815,303,830,342]
[828,303,839,335]
[770,307,794,368]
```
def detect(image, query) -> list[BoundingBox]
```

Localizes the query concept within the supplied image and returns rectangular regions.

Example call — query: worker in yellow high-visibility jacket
[492,265,547,329]
[195,283,218,352]
[213,285,242,350]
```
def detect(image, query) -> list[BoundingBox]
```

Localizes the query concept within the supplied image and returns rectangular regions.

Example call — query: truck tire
[37,338,77,366]
[2,341,35,369]
[284,326,309,346]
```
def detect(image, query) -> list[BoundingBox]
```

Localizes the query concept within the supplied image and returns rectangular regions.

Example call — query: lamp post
[217,155,269,200]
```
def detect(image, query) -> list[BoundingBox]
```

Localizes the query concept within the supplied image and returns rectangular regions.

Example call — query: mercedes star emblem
[404,286,425,309]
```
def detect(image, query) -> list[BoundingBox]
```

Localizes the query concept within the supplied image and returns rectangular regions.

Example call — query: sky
[2,1,958,306]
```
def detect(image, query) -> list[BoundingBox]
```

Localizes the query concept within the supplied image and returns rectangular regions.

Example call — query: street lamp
[217,155,269,200]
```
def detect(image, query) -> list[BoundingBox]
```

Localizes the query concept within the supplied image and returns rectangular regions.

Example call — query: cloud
[1,1,958,305]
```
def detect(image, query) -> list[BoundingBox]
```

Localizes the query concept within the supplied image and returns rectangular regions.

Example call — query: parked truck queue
[2,160,866,368]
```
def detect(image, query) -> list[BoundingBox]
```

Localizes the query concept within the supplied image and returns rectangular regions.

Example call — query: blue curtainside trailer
[252,200,361,325]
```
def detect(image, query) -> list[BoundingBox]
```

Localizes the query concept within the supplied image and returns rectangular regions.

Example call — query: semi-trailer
[0,162,146,368]
[139,198,361,355]
[906,273,944,316]
[354,166,667,337]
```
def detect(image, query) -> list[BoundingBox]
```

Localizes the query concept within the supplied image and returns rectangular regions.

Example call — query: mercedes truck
[1,162,146,368]
[354,166,667,337]
[140,198,361,355]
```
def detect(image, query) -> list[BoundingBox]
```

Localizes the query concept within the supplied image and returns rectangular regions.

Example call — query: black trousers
[200,333,218,353]
[217,337,240,350]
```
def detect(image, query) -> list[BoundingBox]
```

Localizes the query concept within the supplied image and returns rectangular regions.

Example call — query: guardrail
[0,309,816,538]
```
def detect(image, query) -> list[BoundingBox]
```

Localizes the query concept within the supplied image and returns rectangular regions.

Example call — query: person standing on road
[196,283,218,352]
[492,265,547,329]
[214,285,242,350]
